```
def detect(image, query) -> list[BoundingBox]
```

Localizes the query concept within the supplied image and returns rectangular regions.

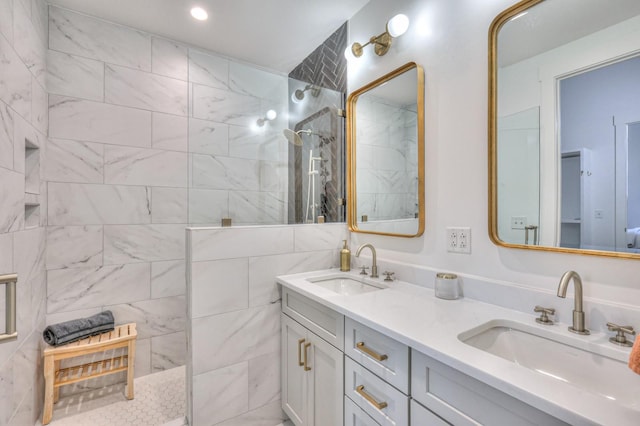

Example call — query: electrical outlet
[446,227,458,252]
[511,216,526,229]
[447,227,471,254]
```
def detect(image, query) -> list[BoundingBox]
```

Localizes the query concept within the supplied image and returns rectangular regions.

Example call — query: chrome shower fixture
[282,128,319,146]
[291,85,321,103]
[256,109,277,127]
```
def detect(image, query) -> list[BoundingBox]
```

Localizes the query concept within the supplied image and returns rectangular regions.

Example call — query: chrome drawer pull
[298,338,305,367]
[303,342,311,371]
[356,341,388,361]
[356,385,388,410]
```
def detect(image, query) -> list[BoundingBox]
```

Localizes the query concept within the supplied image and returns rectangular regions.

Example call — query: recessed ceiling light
[190,7,208,21]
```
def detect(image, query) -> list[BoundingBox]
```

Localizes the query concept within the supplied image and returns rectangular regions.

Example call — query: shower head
[283,128,315,146]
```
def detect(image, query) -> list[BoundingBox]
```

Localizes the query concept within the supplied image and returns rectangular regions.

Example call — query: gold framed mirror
[347,62,425,237]
[489,0,640,259]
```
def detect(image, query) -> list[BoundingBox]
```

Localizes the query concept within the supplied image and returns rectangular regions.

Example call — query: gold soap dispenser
[340,240,351,272]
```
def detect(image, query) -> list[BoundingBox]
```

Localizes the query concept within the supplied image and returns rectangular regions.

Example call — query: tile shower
[0,2,347,425]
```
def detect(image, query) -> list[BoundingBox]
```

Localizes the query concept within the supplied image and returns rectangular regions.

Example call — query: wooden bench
[42,323,137,425]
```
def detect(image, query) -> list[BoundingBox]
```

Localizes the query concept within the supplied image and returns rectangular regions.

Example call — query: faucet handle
[606,322,636,347]
[359,266,369,276]
[533,306,555,325]
[383,271,395,282]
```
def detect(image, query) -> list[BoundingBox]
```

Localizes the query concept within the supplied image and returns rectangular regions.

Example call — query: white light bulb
[344,45,355,61]
[190,7,208,21]
[266,109,277,120]
[387,14,409,37]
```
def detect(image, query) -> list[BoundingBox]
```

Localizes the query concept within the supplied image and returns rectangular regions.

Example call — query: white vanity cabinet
[281,289,344,426]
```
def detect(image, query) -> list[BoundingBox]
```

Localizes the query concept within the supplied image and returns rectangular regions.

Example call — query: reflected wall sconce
[256,109,277,127]
[346,13,410,59]
[291,84,321,103]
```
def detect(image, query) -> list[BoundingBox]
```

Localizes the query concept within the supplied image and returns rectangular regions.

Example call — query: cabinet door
[309,332,344,426]
[345,396,381,426]
[282,314,309,425]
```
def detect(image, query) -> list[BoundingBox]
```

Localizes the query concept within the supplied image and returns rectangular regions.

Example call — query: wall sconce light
[291,84,321,104]
[256,109,277,127]
[346,13,410,59]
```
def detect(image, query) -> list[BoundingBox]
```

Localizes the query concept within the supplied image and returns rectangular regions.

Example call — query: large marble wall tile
[46,225,103,270]
[191,304,280,374]
[152,112,187,152]
[0,33,32,120]
[0,0,13,46]
[228,126,284,162]
[48,183,151,225]
[106,296,185,339]
[214,400,285,426]
[104,146,187,187]
[47,263,150,313]
[135,337,152,378]
[188,188,228,224]
[192,362,248,426]
[294,223,348,252]
[13,0,45,83]
[104,224,185,264]
[0,102,15,170]
[192,84,261,125]
[0,349,14,425]
[258,161,287,193]
[47,50,104,102]
[30,78,47,134]
[229,191,285,225]
[49,7,151,71]
[105,65,188,116]
[151,187,187,224]
[188,118,228,155]
[191,154,260,191]
[229,61,287,102]
[188,50,228,89]
[248,351,280,410]
[0,233,13,274]
[12,331,40,421]
[31,0,48,44]
[189,227,294,262]
[151,260,185,299]
[248,250,335,307]
[191,258,248,318]
[152,37,188,81]
[151,331,185,372]
[13,228,45,336]
[0,168,24,232]
[49,95,152,147]
[45,138,103,184]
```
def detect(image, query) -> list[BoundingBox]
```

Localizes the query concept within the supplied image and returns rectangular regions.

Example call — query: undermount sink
[306,274,385,296]
[459,319,640,410]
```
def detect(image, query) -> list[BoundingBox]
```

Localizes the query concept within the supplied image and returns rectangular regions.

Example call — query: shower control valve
[359,266,369,276]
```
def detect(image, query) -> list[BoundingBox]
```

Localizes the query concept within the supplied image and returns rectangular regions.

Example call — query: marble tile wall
[186,224,348,426]
[45,4,291,400]
[0,0,49,424]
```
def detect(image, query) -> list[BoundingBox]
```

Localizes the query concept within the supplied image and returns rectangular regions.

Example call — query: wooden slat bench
[42,323,137,425]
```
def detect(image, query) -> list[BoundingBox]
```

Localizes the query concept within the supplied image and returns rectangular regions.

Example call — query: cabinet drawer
[410,399,450,426]
[345,317,409,393]
[282,288,344,350]
[345,356,409,426]
[411,349,568,426]
[345,395,381,426]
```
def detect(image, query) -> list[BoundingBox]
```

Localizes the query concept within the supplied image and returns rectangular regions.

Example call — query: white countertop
[277,268,640,426]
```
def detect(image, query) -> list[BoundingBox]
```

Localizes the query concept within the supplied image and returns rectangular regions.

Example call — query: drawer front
[345,396,382,426]
[344,317,409,393]
[345,356,409,426]
[282,288,344,350]
[411,349,568,426]
[410,399,450,426]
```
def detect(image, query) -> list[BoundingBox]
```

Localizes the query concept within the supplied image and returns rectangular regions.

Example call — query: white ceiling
[47,0,370,74]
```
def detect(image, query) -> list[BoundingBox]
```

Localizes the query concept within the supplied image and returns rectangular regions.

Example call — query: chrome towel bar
[0,273,18,343]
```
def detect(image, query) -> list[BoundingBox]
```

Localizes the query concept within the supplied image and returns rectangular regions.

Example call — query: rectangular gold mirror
[489,0,640,259]
[347,62,425,237]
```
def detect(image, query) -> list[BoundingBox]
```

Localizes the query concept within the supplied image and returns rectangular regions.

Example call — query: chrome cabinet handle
[356,385,387,410]
[356,341,388,361]
[297,338,305,367]
[303,342,311,371]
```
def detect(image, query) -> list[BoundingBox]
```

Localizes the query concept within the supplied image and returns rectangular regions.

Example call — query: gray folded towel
[43,311,115,346]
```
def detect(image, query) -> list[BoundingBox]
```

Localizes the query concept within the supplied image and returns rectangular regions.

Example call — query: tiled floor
[37,366,186,426]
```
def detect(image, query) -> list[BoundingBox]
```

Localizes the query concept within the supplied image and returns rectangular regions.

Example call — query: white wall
[347,0,640,309]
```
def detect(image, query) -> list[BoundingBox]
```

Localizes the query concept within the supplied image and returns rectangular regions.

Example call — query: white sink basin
[306,274,385,296]
[459,319,640,410]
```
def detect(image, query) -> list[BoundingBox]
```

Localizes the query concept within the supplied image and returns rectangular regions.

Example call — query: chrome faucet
[557,270,590,335]
[355,243,378,278]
